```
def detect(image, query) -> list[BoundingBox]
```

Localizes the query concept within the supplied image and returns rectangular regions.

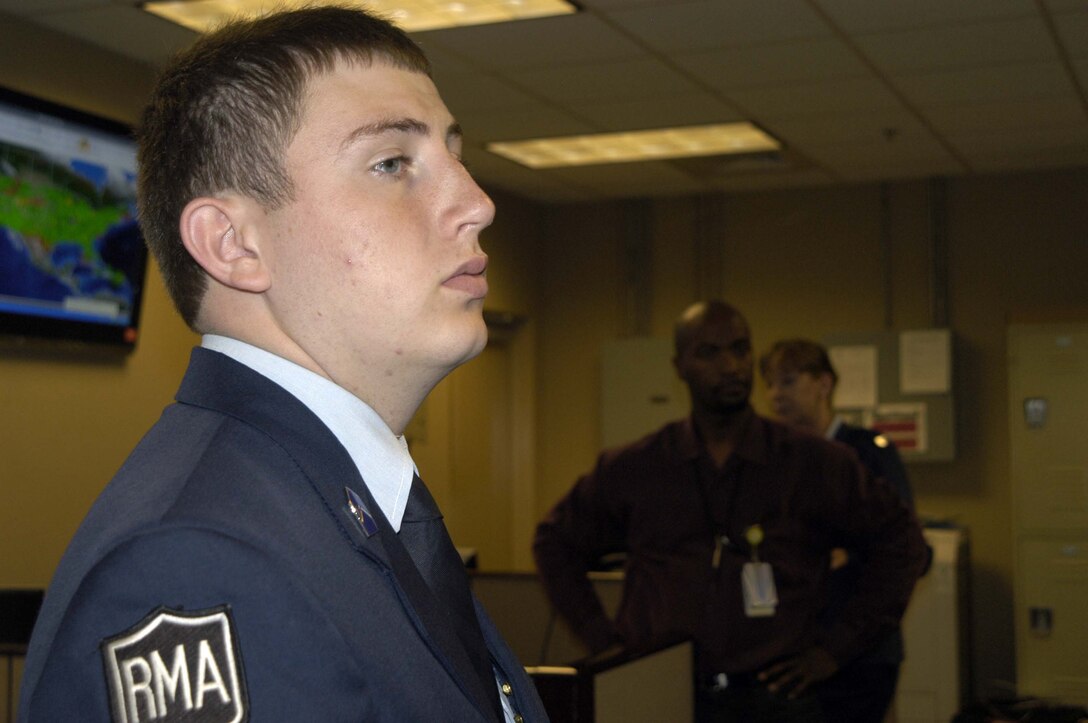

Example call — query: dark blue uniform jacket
[19,348,547,722]
[825,421,915,666]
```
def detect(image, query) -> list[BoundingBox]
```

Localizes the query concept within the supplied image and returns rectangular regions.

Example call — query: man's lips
[443,256,488,298]
[715,378,751,399]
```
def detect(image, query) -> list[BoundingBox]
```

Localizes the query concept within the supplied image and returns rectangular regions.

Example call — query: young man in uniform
[20,7,546,722]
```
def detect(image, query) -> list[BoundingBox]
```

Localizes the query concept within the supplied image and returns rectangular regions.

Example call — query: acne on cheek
[343,257,361,285]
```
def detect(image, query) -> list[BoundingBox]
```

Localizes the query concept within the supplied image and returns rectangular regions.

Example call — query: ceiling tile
[765,110,933,147]
[458,105,597,141]
[581,0,690,8]
[513,58,703,104]
[947,124,1088,158]
[608,0,831,53]
[34,6,195,66]
[429,73,543,114]
[800,129,966,179]
[726,76,905,121]
[567,92,746,132]
[416,42,480,76]
[814,0,1035,33]
[1052,9,1088,59]
[415,13,646,70]
[837,160,966,183]
[894,62,1076,106]
[923,97,1088,134]
[804,133,958,166]
[1075,58,1088,88]
[674,38,869,91]
[1045,0,1088,11]
[2,0,1085,202]
[0,0,102,14]
[814,148,965,181]
[855,17,1056,73]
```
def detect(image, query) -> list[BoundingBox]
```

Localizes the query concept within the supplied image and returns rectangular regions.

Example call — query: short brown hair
[759,338,838,388]
[137,5,431,328]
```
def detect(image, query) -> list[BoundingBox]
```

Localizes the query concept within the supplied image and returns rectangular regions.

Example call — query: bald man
[534,301,926,723]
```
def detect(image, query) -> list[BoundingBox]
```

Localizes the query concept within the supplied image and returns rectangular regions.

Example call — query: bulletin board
[822,329,956,463]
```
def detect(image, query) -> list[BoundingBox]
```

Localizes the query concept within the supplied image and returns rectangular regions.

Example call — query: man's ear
[180,197,270,293]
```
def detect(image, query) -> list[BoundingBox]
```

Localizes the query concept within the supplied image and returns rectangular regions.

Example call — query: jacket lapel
[175,348,499,721]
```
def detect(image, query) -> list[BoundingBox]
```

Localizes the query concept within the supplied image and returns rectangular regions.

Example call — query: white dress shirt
[202,335,414,531]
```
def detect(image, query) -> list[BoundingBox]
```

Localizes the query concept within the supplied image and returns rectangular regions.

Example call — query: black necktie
[399,474,503,721]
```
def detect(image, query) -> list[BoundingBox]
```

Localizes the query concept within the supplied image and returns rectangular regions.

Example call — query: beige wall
[0,12,157,124]
[0,12,196,589]
[534,167,1088,700]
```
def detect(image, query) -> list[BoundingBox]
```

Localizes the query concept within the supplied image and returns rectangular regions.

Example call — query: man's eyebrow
[338,118,463,152]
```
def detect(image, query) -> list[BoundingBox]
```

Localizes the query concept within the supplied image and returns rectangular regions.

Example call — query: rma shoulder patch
[101,605,249,723]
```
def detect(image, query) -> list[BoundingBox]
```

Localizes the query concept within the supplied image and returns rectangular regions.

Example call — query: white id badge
[742,561,778,617]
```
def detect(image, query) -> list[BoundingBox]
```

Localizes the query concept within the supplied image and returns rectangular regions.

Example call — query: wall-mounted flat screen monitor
[0,85,147,351]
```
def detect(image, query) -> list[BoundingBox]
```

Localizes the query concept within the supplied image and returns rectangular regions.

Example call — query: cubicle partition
[472,572,695,723]
[471,571,624,667]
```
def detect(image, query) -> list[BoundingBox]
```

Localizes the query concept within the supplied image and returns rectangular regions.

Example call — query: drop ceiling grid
[0,0,1083,201]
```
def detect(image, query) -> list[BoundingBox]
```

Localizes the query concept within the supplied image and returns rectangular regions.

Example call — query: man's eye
[373,156,406,175]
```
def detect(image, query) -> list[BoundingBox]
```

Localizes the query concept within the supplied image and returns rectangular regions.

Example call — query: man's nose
[718,352,742,373]
[446,155,496,234]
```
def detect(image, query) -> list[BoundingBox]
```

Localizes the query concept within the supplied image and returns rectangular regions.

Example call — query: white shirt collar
[825,414,844,441]
[201,335,415,531]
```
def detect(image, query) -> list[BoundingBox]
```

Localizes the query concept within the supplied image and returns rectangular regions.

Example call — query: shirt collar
[825,415,845,441]
[683,406,768,465]
[201,335,415,531]
[676,418,702,461]
[727,408,768,465]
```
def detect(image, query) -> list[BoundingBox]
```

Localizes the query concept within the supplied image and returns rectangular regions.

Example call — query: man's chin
[713,397,750,415]
[464,331,488,363]
[449,320,489,366]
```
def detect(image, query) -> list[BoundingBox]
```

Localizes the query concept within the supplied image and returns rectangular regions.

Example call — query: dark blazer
[825,421,916,667]
[19,347,547,722]
[834,423,913,509]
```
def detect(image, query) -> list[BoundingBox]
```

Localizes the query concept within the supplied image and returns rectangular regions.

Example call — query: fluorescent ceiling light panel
[142,0,577,33]
[487,123,782,169]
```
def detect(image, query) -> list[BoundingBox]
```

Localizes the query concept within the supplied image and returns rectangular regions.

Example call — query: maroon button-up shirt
[533,409,926,675]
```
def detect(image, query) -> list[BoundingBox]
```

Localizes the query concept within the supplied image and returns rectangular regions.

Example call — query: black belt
[696,671,763,692]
